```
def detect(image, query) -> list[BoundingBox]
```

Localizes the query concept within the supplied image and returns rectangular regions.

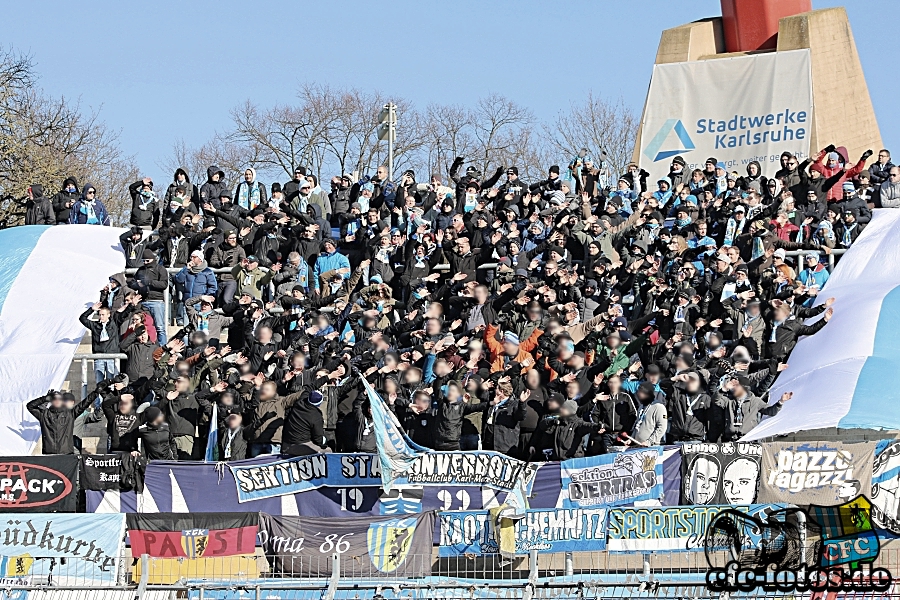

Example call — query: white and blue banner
[230,451,541,503]
[439,508,608,556]
[639,49,812,182]
[0,513,125,584]
[0,225,125,455]
[745,210,900,440]
[559,448,664,508]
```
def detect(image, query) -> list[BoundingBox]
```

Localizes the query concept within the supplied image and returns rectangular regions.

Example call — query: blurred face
[260,381,277,400]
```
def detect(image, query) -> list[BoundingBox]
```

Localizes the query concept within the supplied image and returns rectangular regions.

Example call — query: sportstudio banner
[258,512,434,577]
[438,508,608,556]
[127,513,257,558]
[757,441,876,505]
[681,442,761,505]
[0,455,78,512]
[639,49,812,182]
[559,448,663,508]
[872,439,900,534]
[231,452,540,504]
[0,513,125,584]
[606,504,787,552]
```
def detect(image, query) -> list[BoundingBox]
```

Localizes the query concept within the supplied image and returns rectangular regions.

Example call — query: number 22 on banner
[337,488,364,511]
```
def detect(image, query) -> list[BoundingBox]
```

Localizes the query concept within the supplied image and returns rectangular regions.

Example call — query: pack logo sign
[560,448,662,508]
[704,496,892,594]
[681,442,762,506]
[0,456,78,511]
[758,441,876,505]
[438,508,608,556]
[366,517,416,573]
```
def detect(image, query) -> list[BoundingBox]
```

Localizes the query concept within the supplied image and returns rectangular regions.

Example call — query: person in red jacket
[810,145,872,202]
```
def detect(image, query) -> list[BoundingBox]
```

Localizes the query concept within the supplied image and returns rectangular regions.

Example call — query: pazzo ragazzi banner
[640,49,812,182]
[606,504,787,552]
[0,513,125,584]
[258,512,434,577]
[559,448,663,508]
[758,441,876,505]
[681,442,761,505]
[438,508,608,556]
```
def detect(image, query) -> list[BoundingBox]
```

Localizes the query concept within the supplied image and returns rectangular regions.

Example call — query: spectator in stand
[24,184,55,225]
[52,176,80,224]
[68,183,110,225]
[128,177,161,230]
[131,249,169,344]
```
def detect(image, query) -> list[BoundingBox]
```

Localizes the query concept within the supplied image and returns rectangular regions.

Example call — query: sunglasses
[87,190,96,195]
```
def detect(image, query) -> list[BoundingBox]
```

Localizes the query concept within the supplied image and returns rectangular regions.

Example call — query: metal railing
[72,352,127,399]
[784,247,846,272]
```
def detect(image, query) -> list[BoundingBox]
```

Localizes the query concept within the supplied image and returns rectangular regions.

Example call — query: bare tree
[0,47,138,226]
[545,92,638,181]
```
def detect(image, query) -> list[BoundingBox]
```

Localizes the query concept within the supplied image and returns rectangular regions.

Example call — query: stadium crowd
[23,143,896,461]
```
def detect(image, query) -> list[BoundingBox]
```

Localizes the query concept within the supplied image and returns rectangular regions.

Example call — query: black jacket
[51,177,79,224]
[101,394,139,452]
[27,393,93,454]
[79,308,126,354]
[481,398,527,455]
[219,426,248,460]
[128,180,161,228]
[763,308,828,360]
[434,398,487,450]
[25,185,55,225]
[138,423,177,460]
[531,414,594,461]
[132,260,169,301]
[662,380,714,442]
[283,396,327,449]
[158,392,200,437]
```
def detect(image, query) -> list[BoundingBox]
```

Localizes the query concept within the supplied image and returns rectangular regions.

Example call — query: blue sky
[1,0,894,180]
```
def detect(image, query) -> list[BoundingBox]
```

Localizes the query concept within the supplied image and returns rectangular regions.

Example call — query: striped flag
[361,378,426,492]
[205,402,218,462]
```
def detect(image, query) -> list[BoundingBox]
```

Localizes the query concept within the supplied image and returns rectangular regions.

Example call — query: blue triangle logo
[643,119,695,162]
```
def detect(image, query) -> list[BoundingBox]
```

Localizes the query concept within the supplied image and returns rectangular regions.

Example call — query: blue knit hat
[502,331,519,345]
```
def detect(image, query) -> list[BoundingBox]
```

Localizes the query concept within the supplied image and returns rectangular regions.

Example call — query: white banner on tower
[640,49,812,182]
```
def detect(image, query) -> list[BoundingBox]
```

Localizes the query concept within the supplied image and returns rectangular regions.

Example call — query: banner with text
[606,504,787,552]
[872,439,900,534]
[0,513,124,585]
[0,455,78,512]
[258,512,434,577]
[680,442,762,506]
[127,513,258,558]
[231,452,539,504]
[438,508,608,556]
[758,441,876,505]
[559,448,663,508]
[640,49,812,182]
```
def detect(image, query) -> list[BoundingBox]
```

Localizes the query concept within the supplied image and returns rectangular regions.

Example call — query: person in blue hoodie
[797,252,830,306]
[68,183,111,225]
[312,238,350,294]
[174,250,218,325]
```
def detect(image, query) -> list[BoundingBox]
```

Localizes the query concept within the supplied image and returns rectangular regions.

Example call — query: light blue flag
[205,402,218,462]
[362,378,426,492]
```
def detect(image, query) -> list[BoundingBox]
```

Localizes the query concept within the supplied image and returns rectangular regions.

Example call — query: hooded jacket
[199,166,228,208]
[312,248,350,291]
[210,240,247,281]
[69,183,111,225]
[165,168,200,210]
[128,180,161,228]
[234,168,267,210]
[52,176,79,224]
[25,184,55,225]
[811,147,866,202]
